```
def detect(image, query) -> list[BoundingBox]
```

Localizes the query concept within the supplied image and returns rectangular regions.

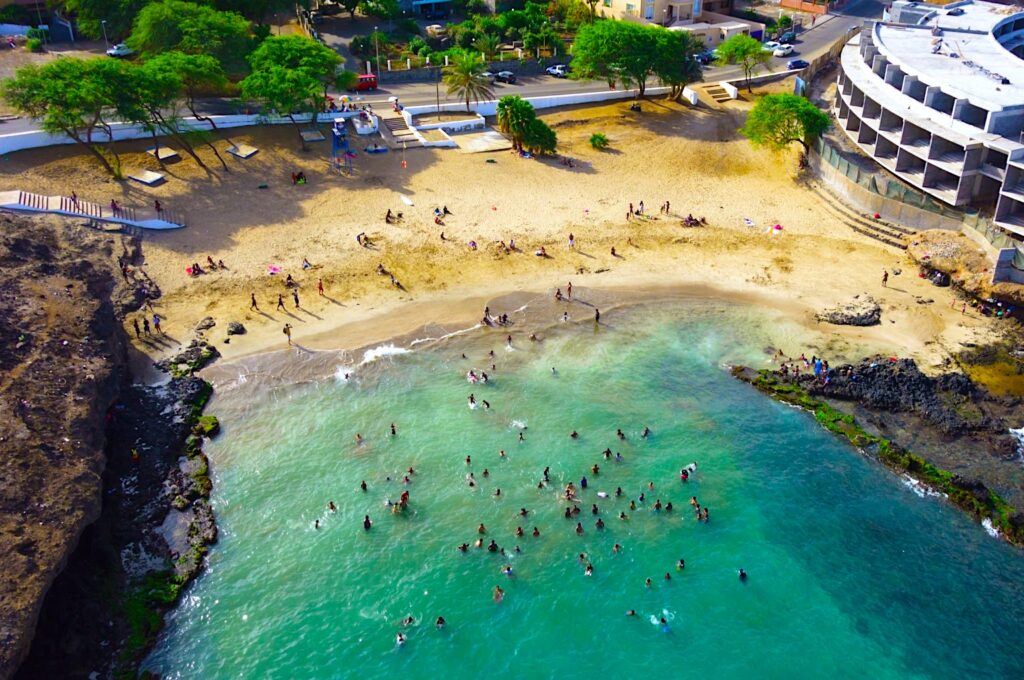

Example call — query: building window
[693,0,701,15]
[644,1,654,20]
[625,3,636,14]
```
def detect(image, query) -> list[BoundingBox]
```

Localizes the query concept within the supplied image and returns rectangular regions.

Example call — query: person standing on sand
[567,282,573,300]
[250,293,260,311]
[595,309,600,323]
[284,323,293,345]
[293,289,300,309]
[143,318,151,335]
[568,233,575,249]
[882,270,889,287]
[132,318,141,338]
[153,315,162,334]
[277,294,286,312]
[318,278,325,296]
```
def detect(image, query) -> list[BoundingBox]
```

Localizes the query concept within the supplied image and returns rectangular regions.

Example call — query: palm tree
[443,53,494,113]
[496,95,535,151]
[473,35,501,61]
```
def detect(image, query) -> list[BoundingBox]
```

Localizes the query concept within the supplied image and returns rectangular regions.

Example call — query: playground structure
[0,190,186,230]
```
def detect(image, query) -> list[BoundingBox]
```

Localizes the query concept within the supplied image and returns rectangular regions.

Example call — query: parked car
[106,43,133,58]
[481,70,496,82]
[696,50,715,65]
[546,64,570,77]
[349,73,378,91]
[762,41,781,52]
[424,7,448,20]
[787,59,810,70]
[495,71,517,83]
[773,44,794,57]
[779,31,796,44]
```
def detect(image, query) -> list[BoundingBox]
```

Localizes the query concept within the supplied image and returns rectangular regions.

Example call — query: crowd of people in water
[315,312,749,648]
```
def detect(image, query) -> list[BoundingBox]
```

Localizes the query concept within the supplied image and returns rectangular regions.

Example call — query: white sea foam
[409,323,482,347]
[1010,427,1024,464]
[334,365,353,382]
[510,419,528,430]
[360,344,410,365]
[901,475,945,499]
[982,518,1000,538]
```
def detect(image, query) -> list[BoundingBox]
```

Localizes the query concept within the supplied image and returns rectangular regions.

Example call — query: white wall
[404,87,670,119]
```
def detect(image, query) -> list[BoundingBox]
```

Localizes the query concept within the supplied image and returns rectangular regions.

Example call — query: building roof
[876,1,1024,111]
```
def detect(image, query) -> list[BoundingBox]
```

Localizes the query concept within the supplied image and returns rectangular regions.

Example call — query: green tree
[524,118,557,154]
[337,0,361,18]
[473,34,501,60]
[63,0,146,40]
[571,20,669,95]
[359,0,399,20]
[778,15,793,30]
[653,29,703,100]
[589,132,608,149]
[126,0,252,75]
[213,0,298,25]
[443,53,494,113]
[741,93,830,153]
[714,33,771,92]
[336,69,360,91]
[2,58,130,176]
[242,36,341,149]
[496,94,534,150]
[584,0,599,22]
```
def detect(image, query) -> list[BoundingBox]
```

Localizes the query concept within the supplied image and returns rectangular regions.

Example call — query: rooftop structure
[834,1,1024,237]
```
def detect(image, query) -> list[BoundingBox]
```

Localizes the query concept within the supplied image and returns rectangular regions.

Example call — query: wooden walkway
[0,190,186,230]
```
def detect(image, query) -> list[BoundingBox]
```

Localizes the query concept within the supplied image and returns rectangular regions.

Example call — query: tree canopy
[126,0,253,75]
[714,34,771,92]
[496,95,556,154]
[63,0,147,41]
[571,20,700,96]
[740,93,830,153]
[443,53,494,113]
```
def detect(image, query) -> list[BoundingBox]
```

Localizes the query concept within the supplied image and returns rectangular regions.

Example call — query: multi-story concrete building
[598,0,763,49]
[834,0,1024,237]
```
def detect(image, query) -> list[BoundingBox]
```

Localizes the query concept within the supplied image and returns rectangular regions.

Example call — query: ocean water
[144,298,1024,679]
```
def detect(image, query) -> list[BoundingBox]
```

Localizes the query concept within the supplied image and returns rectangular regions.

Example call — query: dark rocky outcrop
[816,295,881,326]
[226,321,246,335]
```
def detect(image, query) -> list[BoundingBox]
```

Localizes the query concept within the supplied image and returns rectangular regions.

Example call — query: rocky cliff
[0,214,131,678]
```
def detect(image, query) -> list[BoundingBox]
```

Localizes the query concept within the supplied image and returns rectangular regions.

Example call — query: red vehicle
[352,73,378,91]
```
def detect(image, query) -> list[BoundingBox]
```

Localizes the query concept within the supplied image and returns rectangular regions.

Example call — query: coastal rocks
[155,339,220,378]
[195,317,216,332]
[226,321,246,335]
[816,295,881,326]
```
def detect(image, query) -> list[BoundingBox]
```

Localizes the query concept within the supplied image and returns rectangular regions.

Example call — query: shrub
[25,37,42,52]
[589,132,609,150]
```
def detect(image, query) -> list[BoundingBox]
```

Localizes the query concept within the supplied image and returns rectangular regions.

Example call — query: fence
[814,138,1024,273]
[5,190,185,229]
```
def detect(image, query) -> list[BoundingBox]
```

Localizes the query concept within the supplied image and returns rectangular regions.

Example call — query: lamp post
[374,26,381,80]
[435,66,441,115]
[101,19,109,49]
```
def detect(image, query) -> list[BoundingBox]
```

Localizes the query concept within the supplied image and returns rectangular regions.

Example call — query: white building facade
[834,1,1024,237]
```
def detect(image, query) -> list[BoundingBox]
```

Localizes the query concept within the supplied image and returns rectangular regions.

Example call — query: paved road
[0,0,883,135]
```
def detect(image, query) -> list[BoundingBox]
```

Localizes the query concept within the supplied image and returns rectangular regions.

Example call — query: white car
[762,41,780,52]
[546,64,570,77]
[773,44,794,57]
[106,43,134,58]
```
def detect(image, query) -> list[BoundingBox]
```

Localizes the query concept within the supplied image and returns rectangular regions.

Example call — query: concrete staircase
[379,111,422,149]
[808,181,912,250]
[699,84,734,104]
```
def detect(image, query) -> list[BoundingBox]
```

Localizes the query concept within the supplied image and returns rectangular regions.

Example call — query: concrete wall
[403,86,670,118]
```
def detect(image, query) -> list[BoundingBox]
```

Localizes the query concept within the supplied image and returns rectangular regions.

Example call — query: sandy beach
[2,93,1001,373]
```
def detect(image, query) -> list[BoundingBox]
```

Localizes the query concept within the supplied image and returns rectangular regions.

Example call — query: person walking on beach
[318,278,325,296]
[143,318,151,335]
[284,323,293,345]
[277,294,286,312]
[567,282,573,300]
[132,318,141,338]
[153,314,162,334]
[568,233,575,249]
[250,293,260,311]
[882,270,889,287]
[638,200,645,215]
[293,289,300,309]
[595,308,601,323]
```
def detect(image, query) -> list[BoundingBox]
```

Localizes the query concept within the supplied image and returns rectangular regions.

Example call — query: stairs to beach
[379,111,423,149]
[808,182,912,250]
[698,84,733,105]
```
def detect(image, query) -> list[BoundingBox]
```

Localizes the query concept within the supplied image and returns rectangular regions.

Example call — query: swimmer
[641,426,650,438]
[502,564,513,576]
[391,423,397,436]
[328,501,337,512]
[648,481,655,491]
[516,526,524,537]
[494,488,501,497]
[626,609,637,617]
[501,450,508,458]
[361,480,367,492]
[475,538,483,548]
[483,400,491,409]
[466,455,472,465]
[543,467,550,481]
[530,334,538,341]
[591,504,599,515]
[532,527,540,537]
[591,464,600,475]
[585,564,593,576]
[603,449,611,459]
[645,578,652,588]
[537,481,545,489]
[595,518,605,529]
[493,585,504,603]
[616,429,625,440]
[481,372,489,383]
[676,558,685,570]
[615,452,623,462]
[654,500,662,511]
[615,486,623,497]
[702,507,709,521]
[619,512,627,520]
[506,334,512,348]
[483,469,490,477]
[436,616,446,629]
[629,501,636,511]
[315,519,320,530]
[401,616,415,626]
[580,476,588,489]
[478,523,487,534]
[488,540,498,552]
[660,617,670,633]
[739,568,748,581]
[519,508,529,517]
[518,432,525,442]
[666,502,673,512]
[458,543,469,552]
[575,522,584,535]
[565,507,573,519]
[638,493,645,503]
[363,515,372,530]
[690,496,698,507]
[356,433,364,444]
[468,394,476,407]
[613,543,622,553]
[570,430,579,439]
[551,367,557,374]
[396,632,406,646]
[663,573,671,581]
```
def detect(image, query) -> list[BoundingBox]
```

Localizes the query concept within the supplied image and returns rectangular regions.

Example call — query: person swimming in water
[739,568,748,581]
[641,426,650,438]
[458,543,469,552]
[613,543,622,553]
[596,518,605,529]
[493,585,504,602]
[585,564,593,576]
[436,616,446,629]
[502,564,513,576]
[575,522,584,535]
[401,616,415,627]
[619,512,627,520]
[363,515,372,530]
[532,527,540,537]
[396,632,406,646]
[328,501,337,512]
[516,526,524,537]
[570,430,579,439]
[677,558,685,570]
[360,480,367,492]
[616,429,625,440]
[615,486,622,497]
[488,540,498,552]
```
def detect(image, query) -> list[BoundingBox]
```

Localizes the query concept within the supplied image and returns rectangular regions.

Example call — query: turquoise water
[145,299,1024,679]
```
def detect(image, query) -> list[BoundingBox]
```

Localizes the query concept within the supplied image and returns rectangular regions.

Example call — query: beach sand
[1,95,1000,373]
